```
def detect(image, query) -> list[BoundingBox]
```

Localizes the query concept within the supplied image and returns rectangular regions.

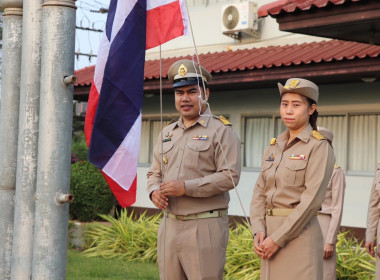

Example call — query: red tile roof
[74,40,380,87]
[258,0,361,18]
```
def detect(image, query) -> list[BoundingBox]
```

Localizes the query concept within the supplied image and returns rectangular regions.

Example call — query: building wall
[139,81,380,229]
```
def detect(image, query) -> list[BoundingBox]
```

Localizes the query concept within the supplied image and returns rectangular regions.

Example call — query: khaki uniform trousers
[157,215,229,280]
[317,214,336,280]
[261,215,323,280]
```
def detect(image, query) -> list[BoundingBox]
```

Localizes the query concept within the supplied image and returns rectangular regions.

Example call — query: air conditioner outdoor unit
[221,1,259,39]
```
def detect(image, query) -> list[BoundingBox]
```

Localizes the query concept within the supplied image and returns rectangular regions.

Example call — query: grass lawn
[67,249,159,280]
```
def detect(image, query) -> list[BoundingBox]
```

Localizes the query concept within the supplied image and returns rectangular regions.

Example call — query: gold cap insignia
[284,79,300,89]
[178,64,187,77]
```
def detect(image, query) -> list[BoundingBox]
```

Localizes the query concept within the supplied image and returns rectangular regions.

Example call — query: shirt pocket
[158,141,174,156]
[186,140,212,169]
[285,159,308,186]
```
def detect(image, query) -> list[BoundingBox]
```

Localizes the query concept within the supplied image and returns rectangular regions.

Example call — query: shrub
[81,215,376,280]
[84,210,161,263]
[70,161,115,222]
[71,131,88,161]
[336,231,375,280]
[224,222,260,280]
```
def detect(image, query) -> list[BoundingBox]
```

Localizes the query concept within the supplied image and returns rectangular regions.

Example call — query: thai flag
[84,0,188,207]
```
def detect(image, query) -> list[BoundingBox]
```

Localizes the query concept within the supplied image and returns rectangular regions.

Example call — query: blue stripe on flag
[106,0,117,41]
[89,0,146,168]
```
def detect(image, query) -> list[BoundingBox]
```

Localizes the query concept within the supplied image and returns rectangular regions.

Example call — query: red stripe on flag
[84,81,99,147]
[146,0,184,49]
[103,171,137,208]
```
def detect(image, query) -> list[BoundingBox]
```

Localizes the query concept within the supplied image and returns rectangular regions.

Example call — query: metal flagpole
[10,0,43,279]
[0,1,23,279]
[31,0,76,279]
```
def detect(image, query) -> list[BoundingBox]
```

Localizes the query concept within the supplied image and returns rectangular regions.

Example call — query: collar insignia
[312,130,325,140]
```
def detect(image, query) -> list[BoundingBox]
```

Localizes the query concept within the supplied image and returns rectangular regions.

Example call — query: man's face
[174,84,209,122]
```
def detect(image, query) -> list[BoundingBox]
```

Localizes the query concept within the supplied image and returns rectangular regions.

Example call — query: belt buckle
[176,215,185,221]
[266,209,273,216]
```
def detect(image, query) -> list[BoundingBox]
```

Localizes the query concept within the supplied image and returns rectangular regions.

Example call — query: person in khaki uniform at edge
[250,78,335,280]
[317,127,346,280]
[147,59,241,280]
[365,161,380,279]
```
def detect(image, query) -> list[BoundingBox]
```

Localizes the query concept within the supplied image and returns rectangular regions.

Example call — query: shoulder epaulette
[165,119,177,127]
[270,138,277,145]
[312,130,325,141]
[378,160,380,164]
[334,164,340,169]
[217,115,232,126]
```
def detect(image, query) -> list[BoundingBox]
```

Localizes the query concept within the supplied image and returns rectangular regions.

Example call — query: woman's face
[280,93,316,131]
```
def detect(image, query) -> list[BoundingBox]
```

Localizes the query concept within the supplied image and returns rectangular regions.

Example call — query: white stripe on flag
[102,113,142,191]
[94,33,110,93]
[111,0,137,42]
[147,0,177,10]
[179,0,189,35]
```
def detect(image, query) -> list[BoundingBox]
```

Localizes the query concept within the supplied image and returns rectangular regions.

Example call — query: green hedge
[71,131,88,162]
[70,161,115,222]
[82,212,376,279]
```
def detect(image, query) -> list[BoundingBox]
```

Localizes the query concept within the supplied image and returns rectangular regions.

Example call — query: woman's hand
[260,236,280,260]
[365,241,375,257]
[323,243,334,259]
[253,232,266,259]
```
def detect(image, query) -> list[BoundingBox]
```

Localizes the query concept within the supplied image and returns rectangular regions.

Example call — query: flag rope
[159,45,167,280]
[184,0,251,229]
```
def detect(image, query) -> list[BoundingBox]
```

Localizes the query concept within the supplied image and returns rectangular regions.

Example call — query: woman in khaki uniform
[317,127,346,280]
[250,78,335,280]
[365,161,380,280]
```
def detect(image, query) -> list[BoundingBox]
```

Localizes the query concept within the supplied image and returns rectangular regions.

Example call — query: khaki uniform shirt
[366,162,380,244]
[318,165,346,244]
[147,107,241,216]
[250,124,335,247]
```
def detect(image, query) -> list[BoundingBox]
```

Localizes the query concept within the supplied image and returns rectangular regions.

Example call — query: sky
[75,0,110,70]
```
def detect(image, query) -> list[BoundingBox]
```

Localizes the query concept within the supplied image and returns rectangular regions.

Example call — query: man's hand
[260,236,280,260]
[323,243,334,259]
[151,189,168,210]
[253,232,266,259]
[160,180,186,197]
[365,241,375,257]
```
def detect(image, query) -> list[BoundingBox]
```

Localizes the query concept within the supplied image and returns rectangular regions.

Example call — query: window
[348,114,380,172]
[317,115,346,169]
[139,118,171,164]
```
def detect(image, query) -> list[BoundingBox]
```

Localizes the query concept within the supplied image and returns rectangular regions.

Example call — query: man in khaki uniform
[365,161,380,280]
[317,127,346,280]
[147,59,241,280]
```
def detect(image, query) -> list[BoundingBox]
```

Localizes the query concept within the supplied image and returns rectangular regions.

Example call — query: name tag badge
[290,154,306,160]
